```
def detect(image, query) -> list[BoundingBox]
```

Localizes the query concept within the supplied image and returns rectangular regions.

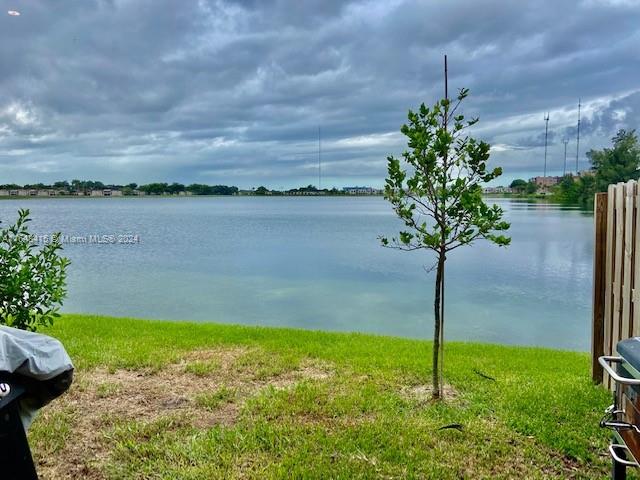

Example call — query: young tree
[0,209,70,331]
[380,68,510,399]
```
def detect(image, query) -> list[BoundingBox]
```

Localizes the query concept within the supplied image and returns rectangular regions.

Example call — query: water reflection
[0,197,594,351]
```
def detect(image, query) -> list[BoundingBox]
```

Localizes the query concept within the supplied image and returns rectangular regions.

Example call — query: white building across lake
[0,188,124,197]
[342,186,380,195]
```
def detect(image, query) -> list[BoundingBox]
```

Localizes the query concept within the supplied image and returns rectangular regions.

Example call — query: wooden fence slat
[603,183,616,388]
[633,185,640,337]
[593,180,640,388]
[612,183,625,364]
[629,181,638,340]
[622,181,635,340]
[609,183,625,389]
[592,192,608,383]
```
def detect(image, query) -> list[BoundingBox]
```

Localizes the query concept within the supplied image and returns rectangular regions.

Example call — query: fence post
[592,192,608,383]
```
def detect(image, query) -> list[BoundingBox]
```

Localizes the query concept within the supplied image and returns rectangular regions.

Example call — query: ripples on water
[0,197,593,350]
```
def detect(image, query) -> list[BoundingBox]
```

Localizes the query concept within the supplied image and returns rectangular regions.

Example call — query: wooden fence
[592,180,640,387]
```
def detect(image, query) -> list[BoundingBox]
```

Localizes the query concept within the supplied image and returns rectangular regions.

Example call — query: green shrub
[0,209,70,331]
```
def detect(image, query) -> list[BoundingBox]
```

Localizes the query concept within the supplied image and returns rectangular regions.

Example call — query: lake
[0,197,593,350]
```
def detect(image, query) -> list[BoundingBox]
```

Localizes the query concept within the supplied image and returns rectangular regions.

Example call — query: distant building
[530,176,561,189]
[289,190,317,196]
[343,186,377,195]
[90,189,122,197]
[283,189,327,196]
[483,186,512,194]
[37,189,58,197]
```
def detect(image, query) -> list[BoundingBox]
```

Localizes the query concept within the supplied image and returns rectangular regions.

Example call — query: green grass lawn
[29,314,617,479]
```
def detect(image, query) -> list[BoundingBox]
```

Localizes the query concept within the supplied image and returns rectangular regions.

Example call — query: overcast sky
[0,0,639,188]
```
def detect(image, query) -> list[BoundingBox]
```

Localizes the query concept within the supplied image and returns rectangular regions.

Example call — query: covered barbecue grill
[600,337,640,479]
[0,326,74,479]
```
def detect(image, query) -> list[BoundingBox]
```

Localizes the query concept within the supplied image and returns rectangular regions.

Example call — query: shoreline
[0,194,565,201]
[57,312,588,353]
[0,194,387,200]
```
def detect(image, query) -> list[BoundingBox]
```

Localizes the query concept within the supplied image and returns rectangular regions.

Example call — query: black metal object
[612,445,628,480]
[0,369,73,480]
[0,378,38,480]
[599,339,640,479]
[613,359,640,480]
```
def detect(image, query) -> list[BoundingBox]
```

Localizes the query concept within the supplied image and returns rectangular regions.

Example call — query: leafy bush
[0,209,70,331]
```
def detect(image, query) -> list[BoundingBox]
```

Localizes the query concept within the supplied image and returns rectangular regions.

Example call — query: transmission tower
[543,113,550,178]
[318,126,322,190]
[576,99,581,174]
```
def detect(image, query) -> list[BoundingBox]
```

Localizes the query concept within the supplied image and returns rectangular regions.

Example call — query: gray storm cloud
[0,0,639,187]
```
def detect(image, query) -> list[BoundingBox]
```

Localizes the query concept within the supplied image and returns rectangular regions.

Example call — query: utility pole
[562,139,569,176]
[318,126,322,190]
[576,99,581,174]
[543,112,549,178]
[444,54,448,102]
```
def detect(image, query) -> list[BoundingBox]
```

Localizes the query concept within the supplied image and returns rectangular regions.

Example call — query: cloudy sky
[0,0,639,189]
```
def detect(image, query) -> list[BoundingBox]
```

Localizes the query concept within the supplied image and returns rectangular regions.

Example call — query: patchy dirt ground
[31,347,334,480]
[400,384,458,404]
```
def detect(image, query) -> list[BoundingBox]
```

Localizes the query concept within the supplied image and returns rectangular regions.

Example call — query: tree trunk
[439,250,445,398]
[432,252,445,399]
[434,54,449,400]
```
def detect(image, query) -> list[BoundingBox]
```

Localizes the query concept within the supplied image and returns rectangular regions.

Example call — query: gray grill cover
[0,326,73,428]
[618,337,640,374]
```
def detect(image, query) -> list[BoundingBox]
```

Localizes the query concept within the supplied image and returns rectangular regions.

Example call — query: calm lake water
[0,197,593,350]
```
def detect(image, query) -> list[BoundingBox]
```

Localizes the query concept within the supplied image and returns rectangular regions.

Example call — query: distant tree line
[503,129,640,206]
[136,183,238,196]
[253,185,346,195]
[1,181,383,196]
[554,129,640,205]
[0,180,240,196]
[0,180,111,192]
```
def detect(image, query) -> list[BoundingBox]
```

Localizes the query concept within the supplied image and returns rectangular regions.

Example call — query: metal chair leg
[612,445,628,480]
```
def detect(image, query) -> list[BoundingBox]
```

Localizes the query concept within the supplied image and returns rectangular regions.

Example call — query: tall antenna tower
[318,126,322,190]
[575,99,581,174]
[543,112,550,178]
[562,139,569,176]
